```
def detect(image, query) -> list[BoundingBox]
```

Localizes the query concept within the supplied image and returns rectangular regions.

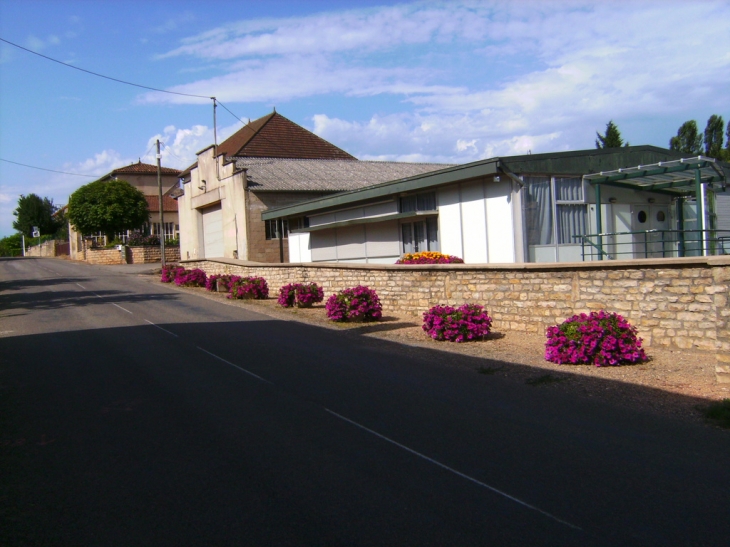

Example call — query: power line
[0,37,212,99]
[0,158,98,178]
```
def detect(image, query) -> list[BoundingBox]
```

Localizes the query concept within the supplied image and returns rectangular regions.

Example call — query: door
[201,204,223,258]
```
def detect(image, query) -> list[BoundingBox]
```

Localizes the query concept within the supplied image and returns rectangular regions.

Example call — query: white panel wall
[335,208,364,222]
[311,229,337,261]
[460,180,488,263]
[365,221,400,258]
[288,232,312,263]
[335,225,367,259]
[364,201,398,217]
[485,179,515,262]
[309,212,336,227]
[437,186,463,258]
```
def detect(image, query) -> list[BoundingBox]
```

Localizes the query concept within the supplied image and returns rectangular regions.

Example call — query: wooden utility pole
[157,139,165,267]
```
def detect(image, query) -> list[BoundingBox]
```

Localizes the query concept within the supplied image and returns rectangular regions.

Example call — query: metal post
[21,234,25,257]
[157,139,165,268]
[696,169,706,256]
[595,183,603,260]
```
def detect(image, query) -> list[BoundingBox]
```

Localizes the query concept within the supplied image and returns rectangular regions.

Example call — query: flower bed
[396,251,464,264]
[161,264,185,283]
[422,303,492,342]
[174,268,207,287]
[205,274,237,292]
[278,283,324,308]
[229,276,269,300]
[545,310,647,366]
[325,286,382,322]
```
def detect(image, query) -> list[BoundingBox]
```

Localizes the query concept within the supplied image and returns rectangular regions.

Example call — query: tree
[12,194,60,237]
[669,120,703,155]
[0,234,24,257]
[67,179,149,238]
[703,114,725,159]
[595,121,629,148]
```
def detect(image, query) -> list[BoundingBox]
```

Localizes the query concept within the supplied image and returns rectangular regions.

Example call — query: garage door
[202,204,224,258]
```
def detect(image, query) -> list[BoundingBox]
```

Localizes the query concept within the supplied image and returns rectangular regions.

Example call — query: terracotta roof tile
[219,112,356,161]
[145,195,178,213]
[110,161,181,176]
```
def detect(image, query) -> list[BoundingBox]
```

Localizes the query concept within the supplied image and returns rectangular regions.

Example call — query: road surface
[1,257,729,546]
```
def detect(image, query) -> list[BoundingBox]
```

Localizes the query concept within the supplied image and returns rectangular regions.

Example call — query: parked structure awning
[583,156,727,196]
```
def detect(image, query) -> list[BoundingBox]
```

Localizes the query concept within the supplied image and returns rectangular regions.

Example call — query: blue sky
[1,0,729,238]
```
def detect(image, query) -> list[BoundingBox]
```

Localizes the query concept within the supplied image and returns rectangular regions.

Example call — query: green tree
[703,114,725,159]
[669,120,703,155]
[595,120,629,148]
[12,194,60,237]
[68,179,149,238]
[0,234,24,257]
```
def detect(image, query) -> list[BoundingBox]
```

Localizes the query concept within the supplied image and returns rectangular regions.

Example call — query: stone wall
[183,256,729,367]
[26,240,59,257]
[126,245,181,264]
[86,248,125,265]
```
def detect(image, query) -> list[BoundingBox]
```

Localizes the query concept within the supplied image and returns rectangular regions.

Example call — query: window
[265,219,289,240]
[555,177,587,245]
[401,217,439,254]
[524,176,587,247]
[400,191,436,213]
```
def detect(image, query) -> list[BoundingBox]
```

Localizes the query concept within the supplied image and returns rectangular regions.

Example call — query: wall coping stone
[182,255,730,272]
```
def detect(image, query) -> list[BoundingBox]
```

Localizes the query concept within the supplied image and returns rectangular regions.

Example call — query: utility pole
[212,97,219,181]
[157,139,165,268]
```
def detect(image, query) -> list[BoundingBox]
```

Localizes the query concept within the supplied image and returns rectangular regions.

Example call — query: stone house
[177,111,451,262]
[69,161,181,259]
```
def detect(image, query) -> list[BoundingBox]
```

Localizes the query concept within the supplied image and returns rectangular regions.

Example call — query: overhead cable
[0,37,211,99]
[0,158,98,177]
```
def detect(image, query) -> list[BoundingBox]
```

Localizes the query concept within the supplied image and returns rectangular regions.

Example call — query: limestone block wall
[86,248,125,265]
[25,240,60,257]
[183,256,729,357]
[126,245,181,264]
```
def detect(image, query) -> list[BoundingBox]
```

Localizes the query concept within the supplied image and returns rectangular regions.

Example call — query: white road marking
[324,408,582,531]
[76,283,87,290]
[112,303,132,314]
[0,331,15,335]
[144,319,178,337]
[197,347,273,384]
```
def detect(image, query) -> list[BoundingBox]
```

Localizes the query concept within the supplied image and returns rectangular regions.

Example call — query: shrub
[161,264,185,283]
[278,283,325,308]
[545,310,647,366]
[325,286,382,322]
[229,276,269,299]
[206,274,237,292]
[174,268,207,287]
[396,251,464,264]
[422,303,492,342]
[128,233,160,246]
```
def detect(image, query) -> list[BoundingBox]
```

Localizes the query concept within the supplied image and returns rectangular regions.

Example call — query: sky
[1,0,729,238]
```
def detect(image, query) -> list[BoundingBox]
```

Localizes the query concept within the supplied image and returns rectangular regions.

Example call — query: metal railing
[575,230,730,261]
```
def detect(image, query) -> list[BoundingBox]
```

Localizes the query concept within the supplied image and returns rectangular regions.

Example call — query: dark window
[400,192,436,213]
[401,217,439,253]
[265,219,289,240]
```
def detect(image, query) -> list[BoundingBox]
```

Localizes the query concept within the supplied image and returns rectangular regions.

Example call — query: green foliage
[704,115,725,159]
[0,234,24,257]
[669,120,703,155]
[68,179,149,238]
[595,120,629,149]
[12,194,61,237]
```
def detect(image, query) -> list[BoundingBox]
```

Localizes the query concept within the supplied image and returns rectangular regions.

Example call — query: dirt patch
[155,279,729,426]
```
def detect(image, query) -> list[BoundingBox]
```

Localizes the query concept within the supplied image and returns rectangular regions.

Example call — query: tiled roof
[219,112,356,161]
[109,161,181,177]
[145,195,178,213]
[236,158,454,192]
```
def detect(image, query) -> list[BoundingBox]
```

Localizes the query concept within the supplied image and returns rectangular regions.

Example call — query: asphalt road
[1,257,729,546]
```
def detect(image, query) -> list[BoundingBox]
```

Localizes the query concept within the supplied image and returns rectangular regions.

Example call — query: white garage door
[202,204,223,258]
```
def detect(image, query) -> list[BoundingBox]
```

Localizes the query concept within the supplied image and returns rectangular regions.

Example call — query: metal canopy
[583,156,727,195]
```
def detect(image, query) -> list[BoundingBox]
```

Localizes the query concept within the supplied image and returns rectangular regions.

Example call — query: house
[177,111,452,262]
[68,161,181,259]
[260,146,730,264]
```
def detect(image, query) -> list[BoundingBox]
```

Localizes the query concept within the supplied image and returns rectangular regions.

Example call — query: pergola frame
[583,156,728,259]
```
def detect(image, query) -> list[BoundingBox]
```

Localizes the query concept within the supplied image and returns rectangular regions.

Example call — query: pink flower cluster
[228,276,269,300]
[278,283,324,308]
[325,286,382,322]
[545,310,647,366]
[175,268,207,287]
[160,264,185,283]
[422,303,492,342]
[205,274,236,292]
